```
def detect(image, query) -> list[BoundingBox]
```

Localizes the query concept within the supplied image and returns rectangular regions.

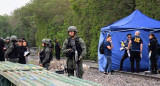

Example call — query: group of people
[103,31,160,74]
[39,26,86,78]
[38,38,61,70]
[0,35,28,64]
[0,26,86,79]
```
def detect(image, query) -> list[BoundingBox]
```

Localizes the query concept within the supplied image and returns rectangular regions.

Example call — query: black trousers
[120,50,129,70]
[150,53,157,73]
[0,53,4,61]
[55,51,60,60]
[130,51,141,73]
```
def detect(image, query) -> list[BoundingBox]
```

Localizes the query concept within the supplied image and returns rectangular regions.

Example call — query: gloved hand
[127,50,130,57]
[70,48,75,53]
[120,47,125,51]
[140,53,142,58]
[149,52,151,58]
[79,56,83,60]
[125,47,128,50]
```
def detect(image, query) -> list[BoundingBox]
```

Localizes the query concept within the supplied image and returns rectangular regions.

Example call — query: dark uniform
[40,39,52,70]
[48,39,54,61]
[41,46,52,70]
[148,38,158,73]
[4,37,10,50]
[39,39,46,64]
[4,41,10,50]
[5,42,19,63]
[4,35,19,63]
[130,36,143,73]
[18,46,27,64]
[119,40,130,70]
[0,38,5,61]
[62,37,86,78]
[39,48,45,64]
[55,42,61,60]
[62,26,86,78]
[3,37,10,60]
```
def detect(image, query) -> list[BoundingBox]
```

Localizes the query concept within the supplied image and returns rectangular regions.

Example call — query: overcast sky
[0,0,31,15]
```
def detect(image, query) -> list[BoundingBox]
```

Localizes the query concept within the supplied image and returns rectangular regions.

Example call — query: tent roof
[101,9,160,32]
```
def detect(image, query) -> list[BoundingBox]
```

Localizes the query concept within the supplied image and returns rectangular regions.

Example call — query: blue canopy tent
[98,9,160,72]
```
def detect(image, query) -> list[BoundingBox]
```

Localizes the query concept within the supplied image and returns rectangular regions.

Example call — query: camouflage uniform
[39,39,46,63]
[4,35,19,63]
[41,40,52,70]
[62,26,86,78]
[3,37,10,55]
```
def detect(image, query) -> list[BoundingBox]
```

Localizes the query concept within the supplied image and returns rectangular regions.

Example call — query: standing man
[3,37,10,51]
[39,39,46,64]
[48,39,54,61]
[4,35,19,63]
[62,26,86,78]
[40,39,52,70]
[128,31,143,73]
[119,34,132,71]
[54,38,61,61]
[0,38,4,61]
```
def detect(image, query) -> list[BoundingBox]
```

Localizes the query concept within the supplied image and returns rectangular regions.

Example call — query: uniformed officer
[3,37,10,51]
[40,39,52,70]
[119,33,132,71]
[128,31,143,73]
[39,39,46,64]
[48,39,54,50]
[62,26,86,78]
[4,35,19,63]
[48,39,54,60]
[54,39,61,61]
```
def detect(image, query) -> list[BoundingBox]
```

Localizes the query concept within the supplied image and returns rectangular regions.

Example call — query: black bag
[157,43,160,55]
[99,41,104,54]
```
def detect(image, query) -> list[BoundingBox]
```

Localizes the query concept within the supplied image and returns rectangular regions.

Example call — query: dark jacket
[149,38,157,56]
[0,39,4,61]
[18,46,27,64]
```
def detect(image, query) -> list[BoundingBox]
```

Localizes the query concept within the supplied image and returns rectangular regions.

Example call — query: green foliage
[0,0,160,60]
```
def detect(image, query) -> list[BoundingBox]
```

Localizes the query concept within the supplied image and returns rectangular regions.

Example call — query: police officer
[119,33,132,71]
[62,26,86,78]
[128,31,143,73]
[55,39,61,61]
[0,37,4,61]
[40,39,52,70]
[3,37,10,51]
[48,39,54,60]
[4,35,19,63]
[48,39,54,50]
[39,39,46,64]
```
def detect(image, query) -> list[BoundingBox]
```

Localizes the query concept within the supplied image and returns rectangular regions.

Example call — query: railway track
[89,66,160,81]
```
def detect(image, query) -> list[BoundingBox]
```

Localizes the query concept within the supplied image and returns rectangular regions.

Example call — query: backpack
[157,43,160,55]
[99,41,104,54]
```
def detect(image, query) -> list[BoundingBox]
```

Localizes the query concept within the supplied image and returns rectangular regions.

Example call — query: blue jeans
[104,55,112,73]
[148,60,151,71]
